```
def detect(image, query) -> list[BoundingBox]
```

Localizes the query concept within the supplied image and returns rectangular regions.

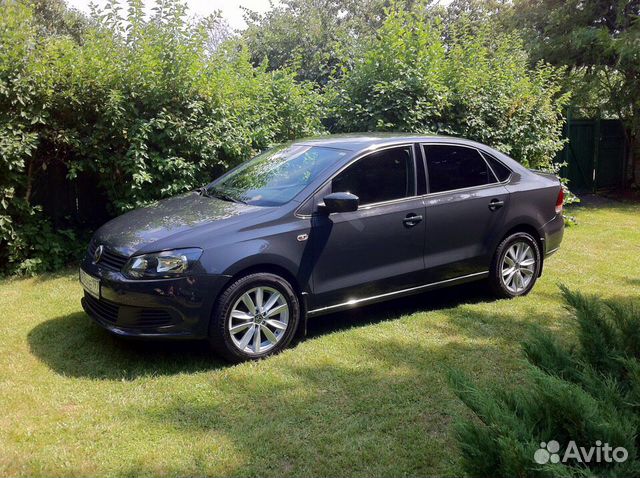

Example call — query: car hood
[93,192,272,256]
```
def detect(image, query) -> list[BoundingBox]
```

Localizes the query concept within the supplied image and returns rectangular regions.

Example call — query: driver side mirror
[319,192,359,214]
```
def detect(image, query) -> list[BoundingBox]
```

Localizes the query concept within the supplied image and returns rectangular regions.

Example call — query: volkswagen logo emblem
[93,245,104,264]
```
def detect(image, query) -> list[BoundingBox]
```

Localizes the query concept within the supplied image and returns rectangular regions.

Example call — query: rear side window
[423,145,496,193]
[483,153,512,182]
[332,146,415,205]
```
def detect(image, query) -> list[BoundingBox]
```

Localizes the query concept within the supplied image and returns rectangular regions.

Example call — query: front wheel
[489,232,541,298]
[209,273,300,362]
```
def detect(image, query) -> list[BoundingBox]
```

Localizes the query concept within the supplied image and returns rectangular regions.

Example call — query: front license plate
[79,269,100,299]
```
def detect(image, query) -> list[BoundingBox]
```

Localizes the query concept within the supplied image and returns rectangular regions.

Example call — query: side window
[482,153,512,182]
[332,147,415,205]
[423,145,496,193]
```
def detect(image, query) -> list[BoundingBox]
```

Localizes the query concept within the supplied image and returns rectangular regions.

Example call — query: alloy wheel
[228,286,290,355]
[501,241,536,294]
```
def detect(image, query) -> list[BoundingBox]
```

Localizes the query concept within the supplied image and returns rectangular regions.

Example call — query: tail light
[555,188,564,214]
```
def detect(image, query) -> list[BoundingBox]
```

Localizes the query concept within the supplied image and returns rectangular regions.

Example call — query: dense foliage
[242,0,417,84]
[451,286,640,477]
[0,0,324,274]
[329,7,568,170]
[0,0,570,274]
[512,0,640,187]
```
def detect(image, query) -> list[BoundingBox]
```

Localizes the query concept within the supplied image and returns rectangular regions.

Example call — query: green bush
[330,6,569,171]
[0,0,573,275]
[5,202,80,275]
[450,286,640,477]
[0,0,324,274]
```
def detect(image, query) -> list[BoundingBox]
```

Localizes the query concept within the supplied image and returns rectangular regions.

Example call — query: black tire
[489,232,541,299]
[209,272,300,363]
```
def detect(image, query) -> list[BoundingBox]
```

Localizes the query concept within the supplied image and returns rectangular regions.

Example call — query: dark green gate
[558,115,626,192]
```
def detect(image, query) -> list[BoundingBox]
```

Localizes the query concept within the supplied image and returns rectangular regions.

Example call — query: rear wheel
[209,273,300,362]
[489,232,541,298]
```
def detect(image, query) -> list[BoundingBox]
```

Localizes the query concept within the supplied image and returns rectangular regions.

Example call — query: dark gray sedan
[80,134,564,361]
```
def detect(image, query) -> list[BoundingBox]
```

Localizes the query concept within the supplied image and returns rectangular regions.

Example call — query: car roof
[295,133,491,152]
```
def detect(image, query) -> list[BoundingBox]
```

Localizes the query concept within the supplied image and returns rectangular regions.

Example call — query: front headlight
[122,248,203,279]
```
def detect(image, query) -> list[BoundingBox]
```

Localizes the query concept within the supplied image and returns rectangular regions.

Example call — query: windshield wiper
[205,187,246,204]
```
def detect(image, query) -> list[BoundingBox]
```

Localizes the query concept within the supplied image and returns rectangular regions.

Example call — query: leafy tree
[23,0,91,42]
[0,0,576,274]
[443,0,510,27]
[242,0,418,84]
[512,0,640,187]
[0,1,73,274]
[330,5,569,170]
[198,11,232,55]
[0,0,324,274]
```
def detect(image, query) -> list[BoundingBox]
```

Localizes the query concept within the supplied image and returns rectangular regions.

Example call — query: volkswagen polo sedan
[80,134,564,362]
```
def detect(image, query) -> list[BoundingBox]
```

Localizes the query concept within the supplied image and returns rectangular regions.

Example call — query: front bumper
[80,257,230,339]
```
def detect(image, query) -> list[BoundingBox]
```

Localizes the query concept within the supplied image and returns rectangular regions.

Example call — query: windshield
[206,145,349,206]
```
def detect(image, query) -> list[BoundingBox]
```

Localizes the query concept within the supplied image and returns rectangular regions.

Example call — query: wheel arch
[226,263,302,296]
[217,261,309,337]
[499,223,545,276]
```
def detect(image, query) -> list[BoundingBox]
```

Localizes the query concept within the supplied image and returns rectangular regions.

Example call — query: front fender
[200,234,313,294]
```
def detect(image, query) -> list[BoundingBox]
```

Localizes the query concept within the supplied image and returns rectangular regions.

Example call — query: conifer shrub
[450,285,640,477]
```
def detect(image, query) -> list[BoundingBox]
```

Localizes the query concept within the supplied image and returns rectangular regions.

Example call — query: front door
[309,146,427,310]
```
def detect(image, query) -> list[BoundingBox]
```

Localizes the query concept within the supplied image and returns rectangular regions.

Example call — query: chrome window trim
[296,188,425,218]
[352,193,424,210]
[483,153,501,183]
[421,178,510,199]
[420,142,512,195]
[479,150,513,184]
[307,270,489,316]
[294,141,513,218]
[294,142,418,218]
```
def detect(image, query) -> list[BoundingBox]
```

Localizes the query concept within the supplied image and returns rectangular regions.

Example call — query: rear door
[309,145,427,310]
[422,144,510,282]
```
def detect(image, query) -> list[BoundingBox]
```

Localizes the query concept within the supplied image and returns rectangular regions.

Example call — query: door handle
[488,199,504,211]
[403,214,423,227]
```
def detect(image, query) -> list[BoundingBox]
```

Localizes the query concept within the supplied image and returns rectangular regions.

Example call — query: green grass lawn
[1,203,638,477]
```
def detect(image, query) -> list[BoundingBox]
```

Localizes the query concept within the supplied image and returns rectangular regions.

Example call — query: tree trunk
[24,158,34,204]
